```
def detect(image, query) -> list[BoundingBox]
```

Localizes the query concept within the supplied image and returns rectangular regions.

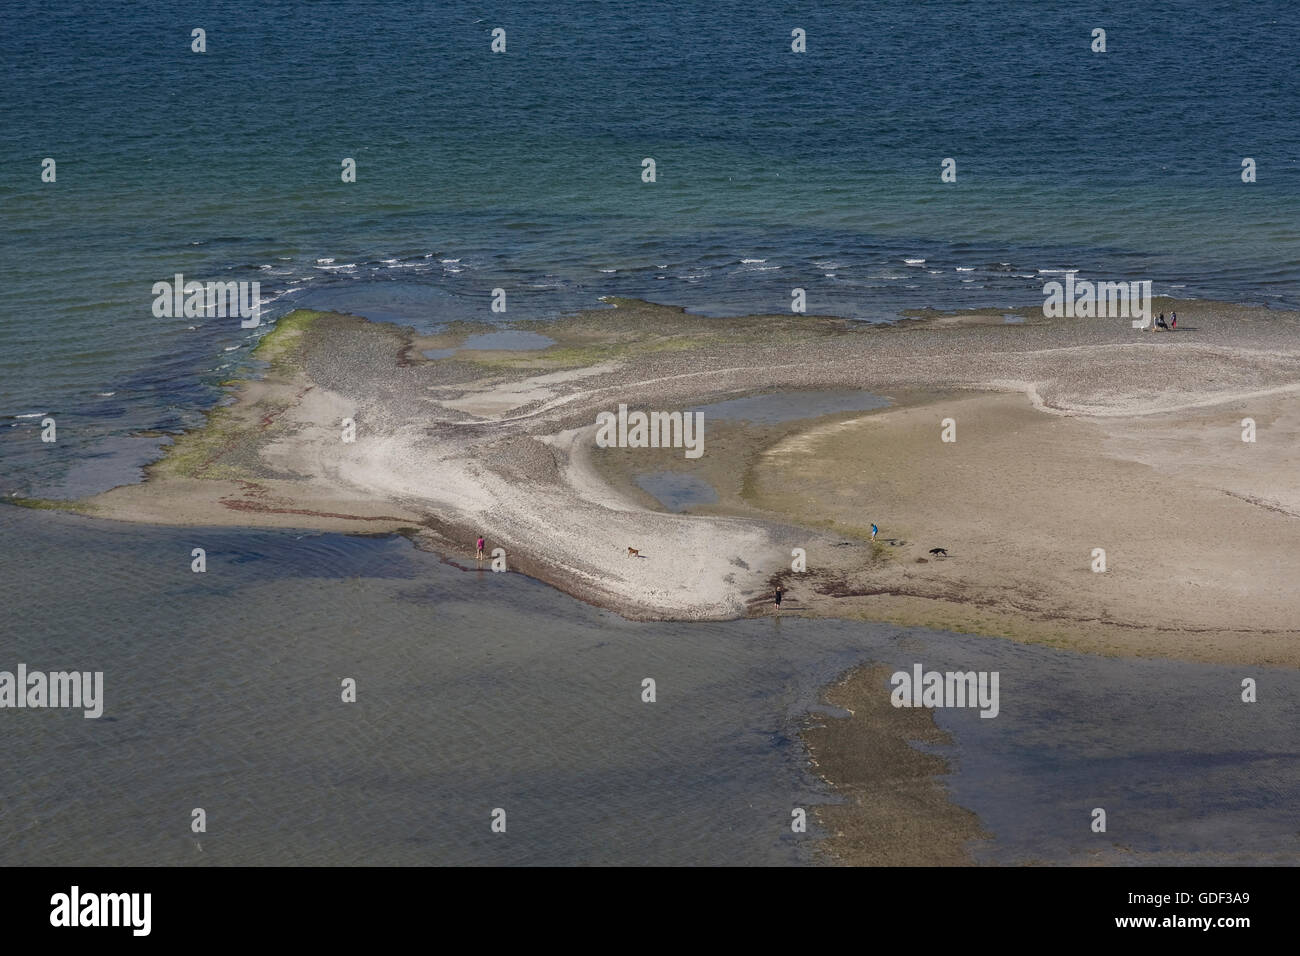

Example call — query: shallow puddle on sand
[460,330,556,351]
[634,470,719,512]
[690,389,889,424]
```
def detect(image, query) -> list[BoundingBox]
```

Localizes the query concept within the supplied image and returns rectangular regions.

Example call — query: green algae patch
[147,404,249,481]
[144,310,335,482]
[251,309,327,367]
[3,496,90,514]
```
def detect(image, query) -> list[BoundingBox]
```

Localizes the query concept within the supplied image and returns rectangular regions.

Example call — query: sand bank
[35,297,1300,659]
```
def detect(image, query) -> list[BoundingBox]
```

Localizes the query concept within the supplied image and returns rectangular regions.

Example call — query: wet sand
[801,664,988,865]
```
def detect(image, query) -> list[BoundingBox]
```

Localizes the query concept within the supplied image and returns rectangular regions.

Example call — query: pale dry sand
[48,297,1300,658]
[753,388,1300,667]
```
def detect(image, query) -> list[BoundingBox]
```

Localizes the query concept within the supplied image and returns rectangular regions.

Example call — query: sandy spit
[43,297,1300,660]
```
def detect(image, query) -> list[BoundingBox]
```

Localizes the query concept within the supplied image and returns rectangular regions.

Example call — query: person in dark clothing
[774,586,784,609]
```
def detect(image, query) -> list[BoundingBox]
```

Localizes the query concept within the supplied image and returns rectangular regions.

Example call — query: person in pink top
[476,535,485,563]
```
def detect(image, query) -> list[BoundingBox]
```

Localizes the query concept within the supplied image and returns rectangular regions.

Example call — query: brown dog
[627,547,640,558]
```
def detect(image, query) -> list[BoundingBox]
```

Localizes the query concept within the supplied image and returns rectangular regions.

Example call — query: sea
[2,1,1298,865]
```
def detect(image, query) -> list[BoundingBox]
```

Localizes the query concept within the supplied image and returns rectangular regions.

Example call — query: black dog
[929,548,948,556]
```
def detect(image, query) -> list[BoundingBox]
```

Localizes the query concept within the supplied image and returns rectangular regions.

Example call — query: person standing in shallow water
[774,586,783,610]
[476,535,485,563]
